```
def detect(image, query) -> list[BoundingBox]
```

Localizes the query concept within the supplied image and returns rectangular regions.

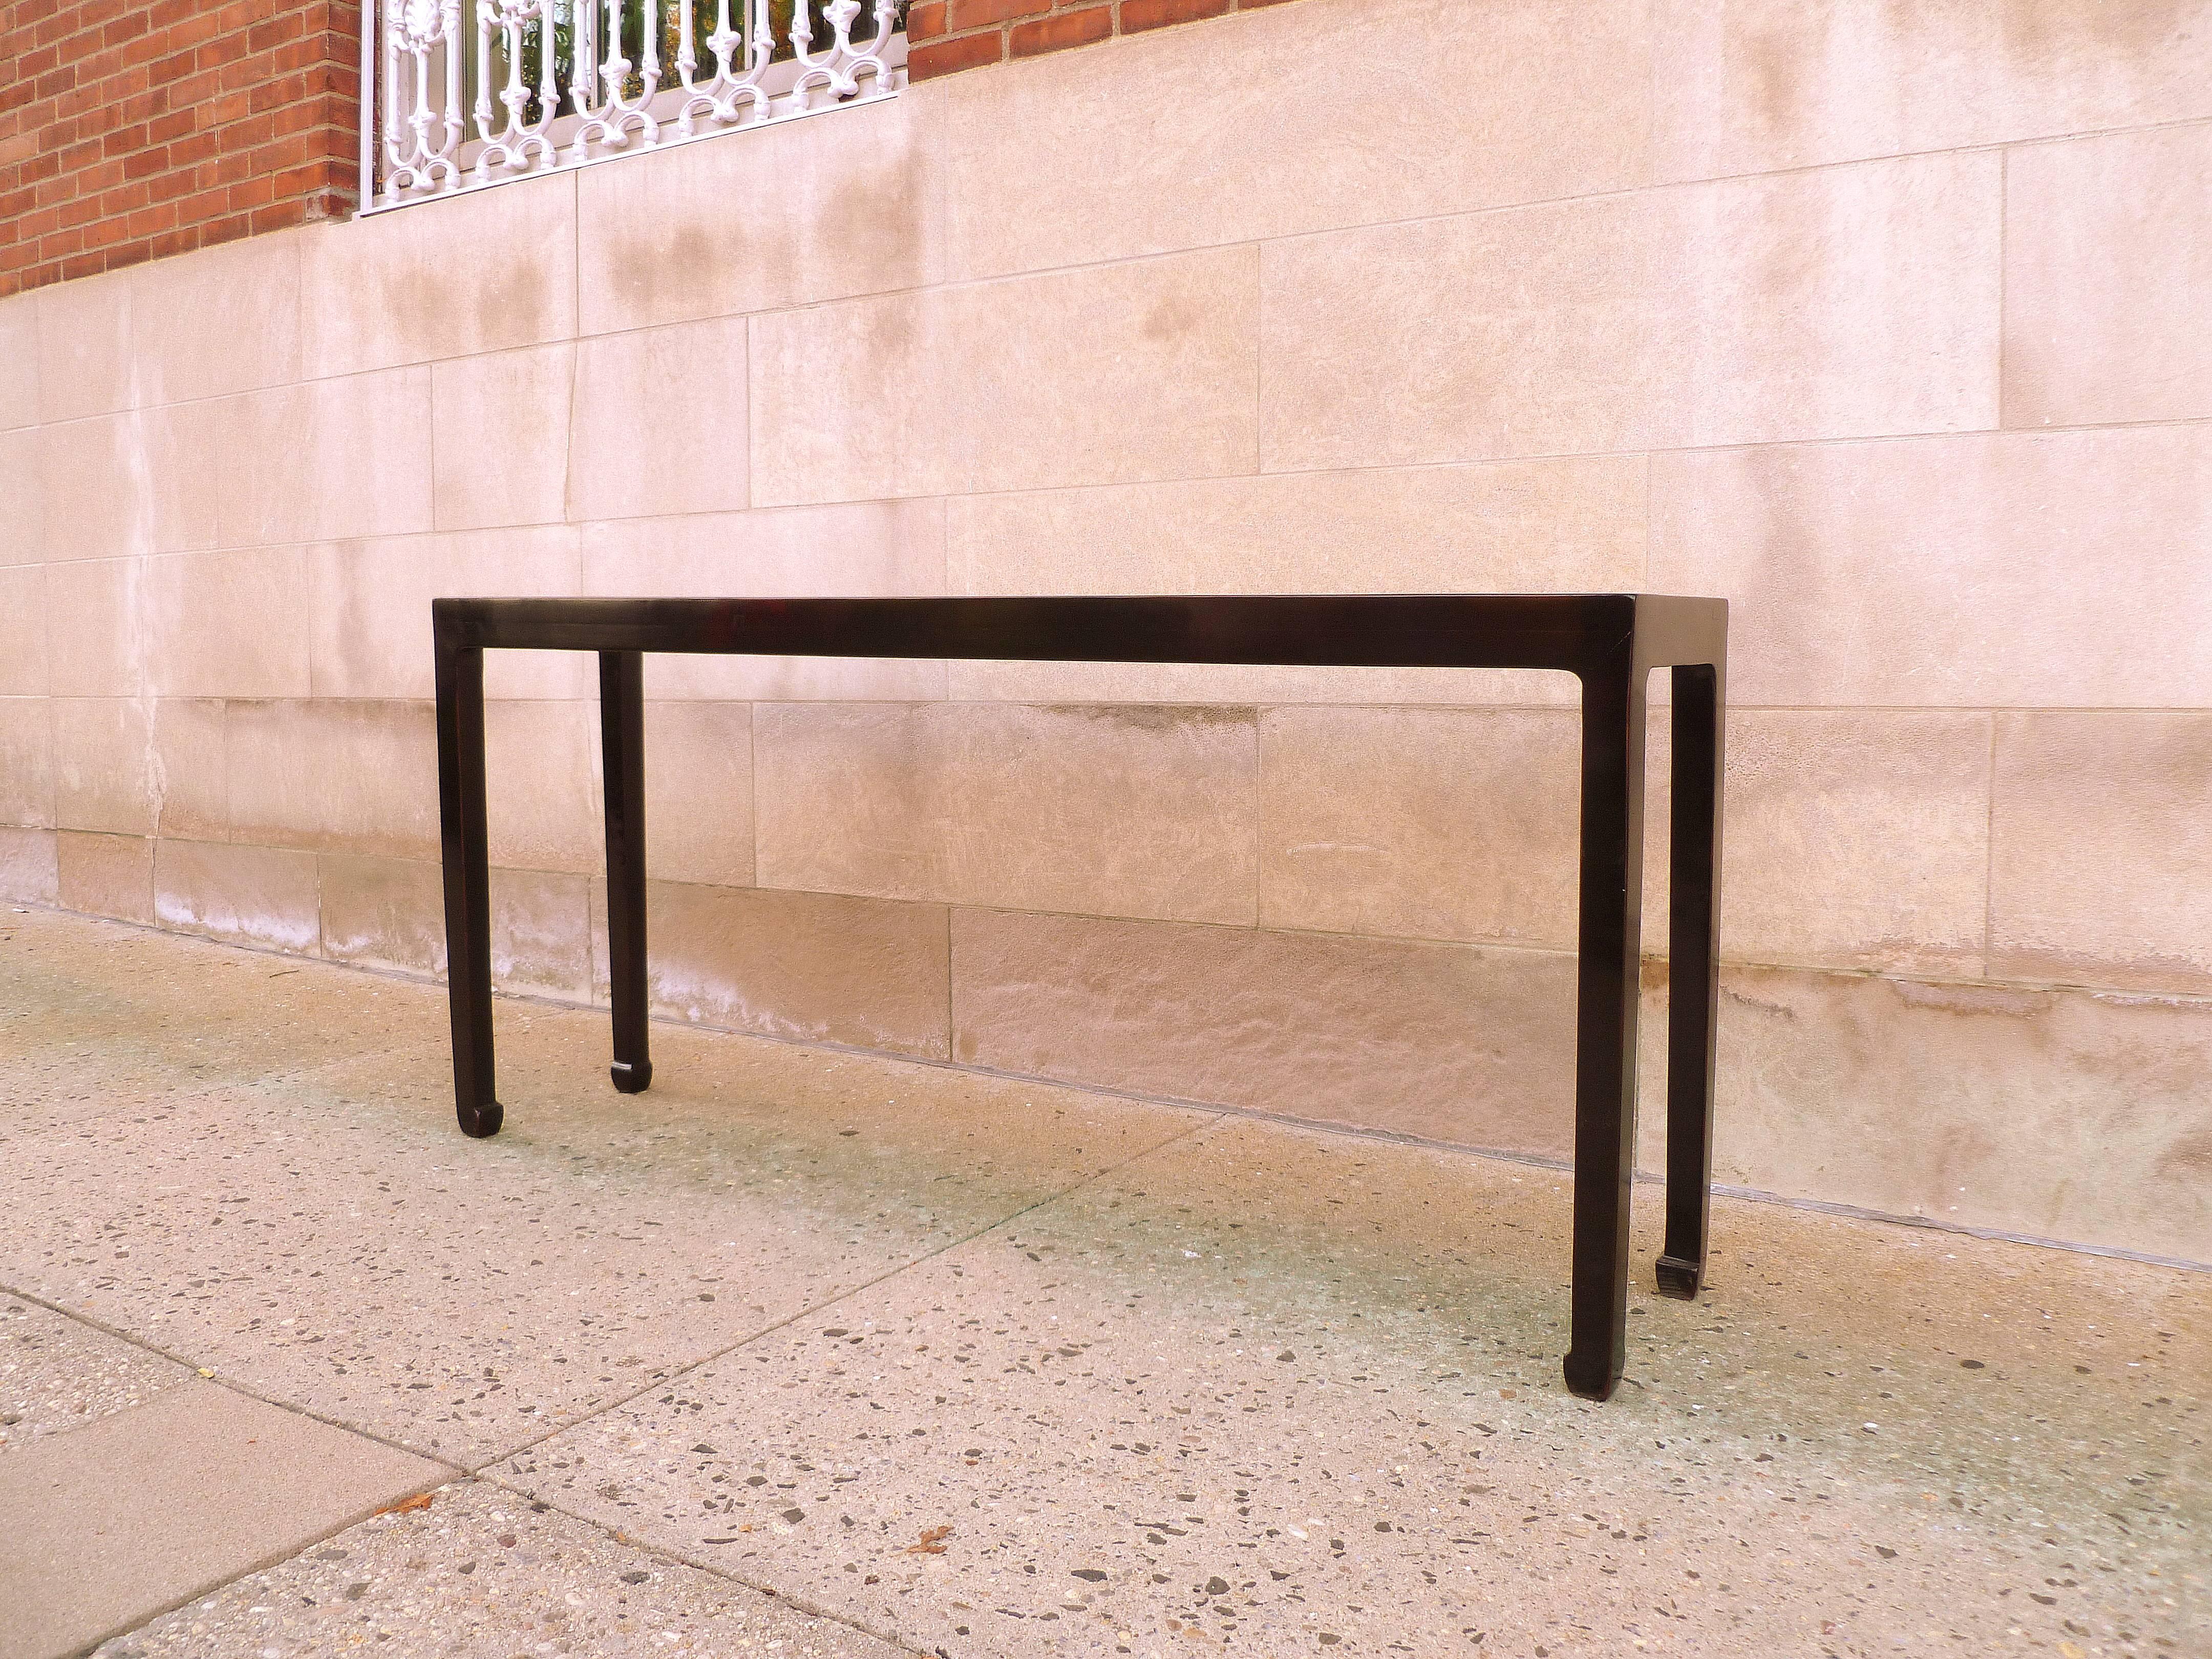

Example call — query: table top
[432,593,1726,672]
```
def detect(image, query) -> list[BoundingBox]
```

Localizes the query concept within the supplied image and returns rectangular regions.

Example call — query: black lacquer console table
[432,594,1726,1400]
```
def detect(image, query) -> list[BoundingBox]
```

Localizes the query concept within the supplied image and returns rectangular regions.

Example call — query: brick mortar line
[0,0,358,299]
[910,0,1305,81]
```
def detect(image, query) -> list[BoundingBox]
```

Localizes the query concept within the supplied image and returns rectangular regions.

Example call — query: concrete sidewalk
[0,904,2202,1658]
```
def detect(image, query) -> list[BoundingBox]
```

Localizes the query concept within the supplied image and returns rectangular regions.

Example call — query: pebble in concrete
[89,1479,902,1659]
[0,975,1200,1464]
[500,1119,2208,1657]
[0,1296,194,1453]
[0,909,442,1139]
[0,1380,448,1659]
[6,907,2206,1658]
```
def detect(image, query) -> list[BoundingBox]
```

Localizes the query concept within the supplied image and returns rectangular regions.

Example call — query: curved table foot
[1562,1347,1620,1401]
[1655,1254,1703,1300]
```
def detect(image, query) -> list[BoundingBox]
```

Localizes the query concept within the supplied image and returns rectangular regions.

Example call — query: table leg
[435,635,500,1137]
[1658,662,1723,1299]
[599,651,652,1095]
[1564,661,1647,1401]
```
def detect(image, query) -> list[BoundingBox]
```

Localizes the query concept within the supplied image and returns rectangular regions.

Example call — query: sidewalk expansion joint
[0,1279,472,1479]
[470,1470,942,1658]
[463,1110,1228,1477]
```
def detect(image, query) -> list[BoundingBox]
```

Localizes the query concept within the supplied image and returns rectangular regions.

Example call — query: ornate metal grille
[364,1,907,206]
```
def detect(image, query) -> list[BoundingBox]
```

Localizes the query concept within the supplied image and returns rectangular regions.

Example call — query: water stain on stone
[1719,981,1799,1022]
[376,264,448,355]
[1037,704,1257,733]
[479,264,550,355]
[611,225,718,318]
[373,239,551,363]
[1891,978,2047,1020]
[1998,0,2195,62]
[821,142,930,286]
[1739,12,1804,146]
[1743,0,2197,158]
[601,104,929,329]
[1732,447,1837,692]
[1141,294,1203,344]
[2152,1125,2212,1178]
[2000,335,2058,429]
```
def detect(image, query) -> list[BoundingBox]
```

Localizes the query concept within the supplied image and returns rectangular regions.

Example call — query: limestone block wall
[3,0,2209,1266]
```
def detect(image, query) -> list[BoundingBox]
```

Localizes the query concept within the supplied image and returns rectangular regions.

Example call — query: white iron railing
[360,1,906,208]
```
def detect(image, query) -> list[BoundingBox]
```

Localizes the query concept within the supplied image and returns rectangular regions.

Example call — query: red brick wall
[908,0,1299,80]
[0,0,361,298]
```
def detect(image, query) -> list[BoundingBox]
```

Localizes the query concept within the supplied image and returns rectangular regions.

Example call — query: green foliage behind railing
[494,2,908,122]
